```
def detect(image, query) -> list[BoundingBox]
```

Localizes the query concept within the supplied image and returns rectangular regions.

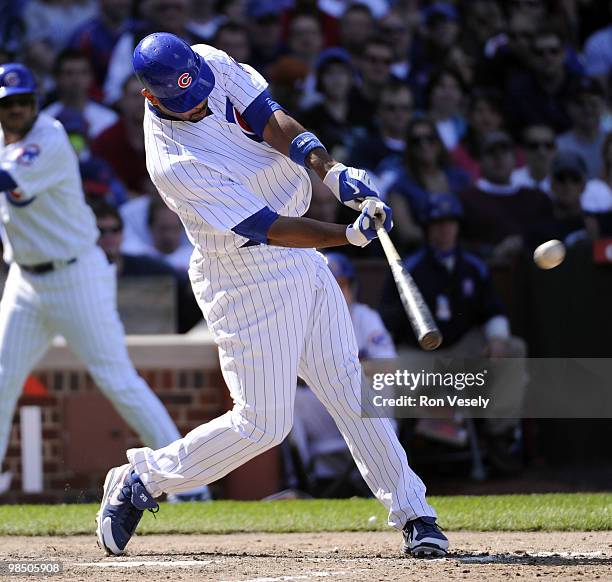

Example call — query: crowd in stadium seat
[2,0,612,485]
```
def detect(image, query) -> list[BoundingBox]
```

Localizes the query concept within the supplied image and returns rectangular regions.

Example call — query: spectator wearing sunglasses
[348,81,413,173]
[512,124,557,195]
[557,77,609,180]
[528,151,595,248]
[460,131,553,262]
[92,200,202,332]
[92,200,178,278]
[379,117,470,251]
[504,25,583,134]
[349,37,396,131]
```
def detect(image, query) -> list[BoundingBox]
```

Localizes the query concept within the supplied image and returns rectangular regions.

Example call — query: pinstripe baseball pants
[0,245,181,469]
[128,246,436,529]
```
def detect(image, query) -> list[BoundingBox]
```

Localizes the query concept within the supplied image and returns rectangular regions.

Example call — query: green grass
[0,493,610,536]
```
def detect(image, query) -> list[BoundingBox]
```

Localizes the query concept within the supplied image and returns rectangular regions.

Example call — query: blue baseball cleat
[96,464,159,556]
[402,516,449,558]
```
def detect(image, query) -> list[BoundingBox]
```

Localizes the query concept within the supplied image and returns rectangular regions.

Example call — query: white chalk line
[76,561,369,581]
[73,551,606,574]
[77,559,215,568]
[457,551,603,564]
[219,569,370,582]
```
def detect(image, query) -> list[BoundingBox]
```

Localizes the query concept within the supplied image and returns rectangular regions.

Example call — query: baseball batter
[97,33,448,558]
[0,63,209,502]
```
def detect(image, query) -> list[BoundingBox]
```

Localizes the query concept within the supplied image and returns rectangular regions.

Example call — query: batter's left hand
[346,199,393,247]
[323,162,380,211]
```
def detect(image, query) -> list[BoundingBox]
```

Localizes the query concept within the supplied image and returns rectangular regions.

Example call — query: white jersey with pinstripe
[0,114,199,487]
[129,44,437,529]
[0,113,97,265]
[143,44,311,254]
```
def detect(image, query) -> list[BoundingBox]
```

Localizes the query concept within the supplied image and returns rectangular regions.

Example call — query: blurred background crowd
[2,0,612,493]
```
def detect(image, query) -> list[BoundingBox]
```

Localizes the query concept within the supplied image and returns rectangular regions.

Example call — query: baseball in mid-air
[533,239,566,269]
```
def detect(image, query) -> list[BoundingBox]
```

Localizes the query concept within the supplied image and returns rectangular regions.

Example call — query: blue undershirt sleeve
[0,170,18,191]
[241,90,284,138]
[231,206,280,244]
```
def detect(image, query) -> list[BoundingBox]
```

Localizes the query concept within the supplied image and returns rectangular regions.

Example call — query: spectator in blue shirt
[379,117,470,251]
[380,193,528,467]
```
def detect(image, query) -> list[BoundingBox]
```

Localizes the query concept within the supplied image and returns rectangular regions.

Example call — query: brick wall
[3,367,228,501]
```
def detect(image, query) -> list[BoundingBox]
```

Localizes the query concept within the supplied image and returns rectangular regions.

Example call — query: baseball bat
[376,225,443,351]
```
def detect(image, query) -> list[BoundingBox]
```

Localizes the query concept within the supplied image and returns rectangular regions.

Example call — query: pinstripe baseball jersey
[125,40,440,540]
[0,113,98,265]
[143,44,311,254]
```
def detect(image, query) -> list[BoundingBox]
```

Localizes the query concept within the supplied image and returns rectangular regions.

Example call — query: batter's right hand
[323,162,380,211]
[346,199,393,247]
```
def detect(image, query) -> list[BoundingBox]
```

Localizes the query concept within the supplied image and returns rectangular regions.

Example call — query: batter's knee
[230,405,294,449]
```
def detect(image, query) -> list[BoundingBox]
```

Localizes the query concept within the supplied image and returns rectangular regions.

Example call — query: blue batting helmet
[426,193,463,222]
[325,252,356,281]
[0,63,37,100]
[133,33,215,113]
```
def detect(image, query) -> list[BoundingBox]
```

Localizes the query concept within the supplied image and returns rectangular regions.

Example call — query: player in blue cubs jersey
[97,32,448,559]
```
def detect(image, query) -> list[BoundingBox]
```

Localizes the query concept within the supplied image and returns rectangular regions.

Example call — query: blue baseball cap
[426,193,463,222]
[0,63,37,100]
[315,47,352,71]
[325,252,356,280]
[133,33,215,113]
[551,150,587,179]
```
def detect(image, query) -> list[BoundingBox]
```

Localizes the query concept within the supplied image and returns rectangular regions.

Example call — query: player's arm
[262,110,336,180]
[262,110,380,211]
[267,216,352,248]
[226,58,380,210]
[233,200,393,249]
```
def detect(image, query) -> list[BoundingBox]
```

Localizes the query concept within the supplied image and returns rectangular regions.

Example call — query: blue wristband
[289,131,326,167]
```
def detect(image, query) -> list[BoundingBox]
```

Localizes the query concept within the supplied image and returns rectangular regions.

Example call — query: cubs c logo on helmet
[177,72,192,89]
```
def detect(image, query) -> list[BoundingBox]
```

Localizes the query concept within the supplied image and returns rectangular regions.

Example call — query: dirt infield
[1,531,611,581]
